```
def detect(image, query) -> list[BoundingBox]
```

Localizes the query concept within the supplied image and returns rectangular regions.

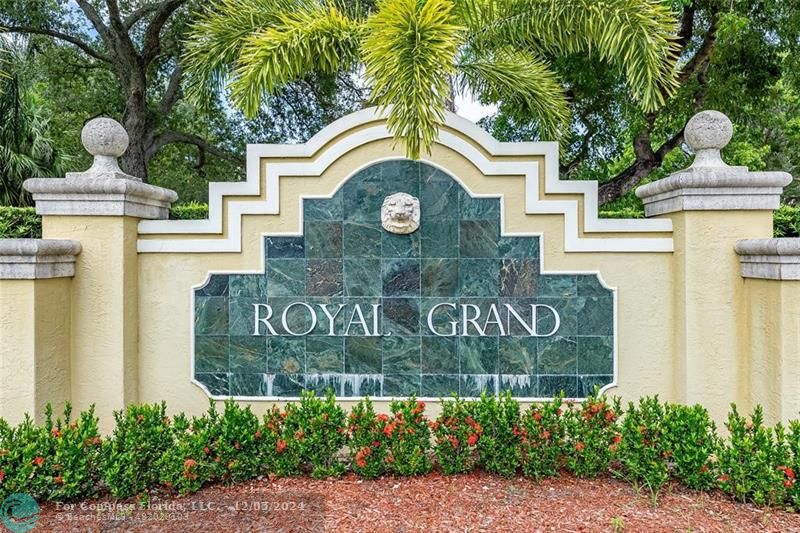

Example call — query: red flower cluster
[51,428,62,438]
[32,456,45,467]
[276,439,287,453]
[778,465,796,488]
[355,447,372,469]
[0,469,5,482]
[183,458,197,480]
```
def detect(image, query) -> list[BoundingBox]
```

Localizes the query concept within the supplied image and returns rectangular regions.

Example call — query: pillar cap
[735,238,800,280]
[0,239,82,279]
[636,110,791,216]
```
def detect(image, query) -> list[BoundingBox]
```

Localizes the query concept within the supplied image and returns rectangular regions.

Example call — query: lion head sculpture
[381,192,420,234]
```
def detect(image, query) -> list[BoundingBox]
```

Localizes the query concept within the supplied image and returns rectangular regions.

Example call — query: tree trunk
[119,68,149,180]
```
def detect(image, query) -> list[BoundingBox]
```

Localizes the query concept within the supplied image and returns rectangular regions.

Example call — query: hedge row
[4,204,800,238]
[0,392,798,511]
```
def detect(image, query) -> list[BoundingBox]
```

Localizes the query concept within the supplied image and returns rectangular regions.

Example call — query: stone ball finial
[684,110,733,168]
[81,118,129,158]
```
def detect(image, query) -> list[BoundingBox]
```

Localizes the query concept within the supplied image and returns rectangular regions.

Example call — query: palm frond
[473,0,680,111]
[458,47,569,139]
[363,0,463,158]
[183,0,313,108]
[230,4,363,117]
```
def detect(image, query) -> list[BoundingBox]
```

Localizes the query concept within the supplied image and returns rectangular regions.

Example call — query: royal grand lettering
[252,302,561,337]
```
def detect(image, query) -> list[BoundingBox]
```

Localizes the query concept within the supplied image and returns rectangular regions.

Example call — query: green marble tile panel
[382,298,420,335]
[267,259,306,297]
[304,374,342,396]
[195,297,229,335]
[382,259,420,297]
[343,222,381,258]
[345,336,382,374]
[460,220,499,258]
[306,259,343,297]
[228,275,267,298]
[459,192,500,220]
[420,179,459,220]
[381,160,421,196]
[457,298,503,336]
[230,373,267,396]
[538,275,577,298]
[498,337,537,374]
[578,297,614,335]
[577,275,611,297]
[420,218,458,258]
[460,374,497,397]
[421,375,460,398]
[499,259,537,297]
[267,298,316,335]
[538,336,578,375]
[382,336,420,374]
[421,258,458,297]
[460,336,498,374]
[306,297,344,336]
[305,221,343,258]
[268,337,305,374]
[195,336,229,372]
[343,375,383,397]
[421,336,458,373]
[229,298,260,336]
[305,190,343,220]
[306,337,344,373]
[577,336,613,374]
[272,374,304,396]
[498,375,537,397]
[196,373,229,396]
[382,231,420,259]
[266,237,304,259]
[343,166,383,222]
[497,236,539,258]
[536,297,580,336]
[420,299,459,337]
[230,336,267,373]
[197,275,229,296]
[578,375,613,397]
[344,259,382,297]
[539,375,578,398]
[459,259,499,297]
[383,374,420,397]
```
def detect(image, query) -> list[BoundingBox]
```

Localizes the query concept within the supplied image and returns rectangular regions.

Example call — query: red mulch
[35,472,800,532]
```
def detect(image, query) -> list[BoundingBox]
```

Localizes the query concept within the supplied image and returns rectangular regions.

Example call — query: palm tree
[0,38,65,206]
[185,0,679,158]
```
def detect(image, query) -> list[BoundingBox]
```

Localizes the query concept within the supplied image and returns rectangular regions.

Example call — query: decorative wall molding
[0,239,82,279]
[735,238,800,280]
[138,108,673,253]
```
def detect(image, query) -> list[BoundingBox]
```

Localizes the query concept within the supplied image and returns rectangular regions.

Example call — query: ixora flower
[51,428,62,438]
[467,433,479,447]
[33,456,45,467]
[0,469,5,482]
[276,439,288,453]
[575,442,585,452]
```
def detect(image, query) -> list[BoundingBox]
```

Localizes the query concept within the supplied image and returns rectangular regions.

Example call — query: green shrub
[470,392,521,477]
[521,397,567,480]
[564,392,621,478]
[717,405,788,506]
[347,398,390,479]
[0,404,101,502]
[662,403,720,490]
[431,396,481,475]
[0,206,41,238]
[385,397,431,476]
[101,403,173,499]
[614,397,670,504]
[286,390,347,478]
[261,405,303,477]
[169,202,209,220]
[785,421,800,509]
[774,205,800,237]
[157,412,216,495]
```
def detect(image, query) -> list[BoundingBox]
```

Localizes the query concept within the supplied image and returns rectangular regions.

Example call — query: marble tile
[343,222,381,258]
[228,275,267,298]
[267,259,306,297]
[382,231,420,258]
[195,297,229,335]
[577,336,613,374]
[459,192,500,220]
[498,374,537,397]
[306,337,344,373]
[382,259,421,297]
[304,221,343,258]
[382,298,420,335]
[539,375,579,398]
[421,258,458,297]
[267,237,304,259]
[421,336,459,373]
[345,336,382,374]
[498,337,537,374]
[420,179,459,220]
[382,336,421,374]
[421,375,460,398]
[538,336,578,375]
[458,259,499,297]
[383,374,421,397]
[230,336,267,373]
[381,159,420,197]
[460,374,497,397]
[499,259,537,297]
[343,166,383,222]
[420,218,458,258]
[197,274,229,296]
[272,374,305,396]
[578,375,613,397]
[268,337,305,374]
[460,220,499,258]
[230,373,268,396]
[196,373,230,396]
[344,259,382,297]
[577,297,614,336]
[306,259,343,297]
[342,374,384,397]
[497,236,539,258]
[459,336,498,374]
[578,274,611,297]
[304,190,343,220]
[228,298,261,336]
[537,275,577,298]
[195,336,229,372]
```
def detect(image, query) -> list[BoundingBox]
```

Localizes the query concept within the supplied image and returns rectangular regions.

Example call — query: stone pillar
[735,239,800,423]
[637,111,791,422]
[24,118,177,430]
[0,239,81,424]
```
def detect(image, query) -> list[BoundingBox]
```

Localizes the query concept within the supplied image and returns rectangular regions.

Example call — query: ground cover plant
[1,390,800,515]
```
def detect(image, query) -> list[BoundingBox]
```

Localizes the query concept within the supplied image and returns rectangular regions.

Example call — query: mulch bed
[35,472,800,532]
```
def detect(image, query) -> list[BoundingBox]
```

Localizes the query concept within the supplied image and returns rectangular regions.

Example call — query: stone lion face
[381,192,420,234]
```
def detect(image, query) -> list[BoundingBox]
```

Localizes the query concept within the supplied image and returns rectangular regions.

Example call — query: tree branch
[75,0,114,43]
[146,130,243,165]
[142,0,188,66]
[678,11,718,83]
[561,114,596,175]
[124,3,160,29]
[2,26,110,62]
[159,63,183,115]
